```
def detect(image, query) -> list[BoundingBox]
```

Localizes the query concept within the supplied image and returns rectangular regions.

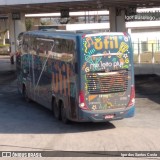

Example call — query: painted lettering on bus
[84,36,119,53]
[93,36,119,50]
[52,63,72,96]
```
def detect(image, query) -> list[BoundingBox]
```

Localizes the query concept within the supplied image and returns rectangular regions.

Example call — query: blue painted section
[124,106,135,118]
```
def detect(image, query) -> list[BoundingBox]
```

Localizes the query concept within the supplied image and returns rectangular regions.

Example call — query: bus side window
[65,39,74,62]
[47,42,53,56]
[38,40,51,57]
[46,42,52,55]
[37,40,45,56]
[49,38,74,62]
[62,39,74,62]
[22,35,29,53]
[29,36,35,55]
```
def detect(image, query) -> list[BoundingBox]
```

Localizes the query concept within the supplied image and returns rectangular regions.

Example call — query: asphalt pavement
[0,55,16,74]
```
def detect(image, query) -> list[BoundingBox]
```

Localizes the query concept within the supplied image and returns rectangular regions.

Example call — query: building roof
[0,0,160,14]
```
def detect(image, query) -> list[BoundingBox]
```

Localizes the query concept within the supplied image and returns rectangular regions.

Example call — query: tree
[25,19,33,31]
[0,29,8,45]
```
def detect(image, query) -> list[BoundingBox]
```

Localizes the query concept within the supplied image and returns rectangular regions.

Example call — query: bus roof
[24,29,95,37]
[24,30,127,39]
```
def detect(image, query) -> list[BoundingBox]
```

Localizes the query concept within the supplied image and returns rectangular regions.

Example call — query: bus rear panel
[78,32,135,122]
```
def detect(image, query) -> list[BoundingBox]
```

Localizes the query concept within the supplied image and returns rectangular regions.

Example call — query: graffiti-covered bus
[17,30,135,123]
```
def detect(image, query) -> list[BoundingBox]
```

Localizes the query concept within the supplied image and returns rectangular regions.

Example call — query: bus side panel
[51,37,79,121]
[76,36,83,121]
[18,53,32,96]
[124,34,135,118]
[51,60,78,120]
[33,55,53,108]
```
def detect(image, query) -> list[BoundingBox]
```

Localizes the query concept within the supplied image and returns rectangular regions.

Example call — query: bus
[17,30,135,123]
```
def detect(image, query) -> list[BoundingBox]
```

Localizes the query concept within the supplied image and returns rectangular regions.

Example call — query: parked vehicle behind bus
[17,30,135,123]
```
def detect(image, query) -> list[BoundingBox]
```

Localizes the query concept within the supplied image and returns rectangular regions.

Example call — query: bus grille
[86,70,128,94]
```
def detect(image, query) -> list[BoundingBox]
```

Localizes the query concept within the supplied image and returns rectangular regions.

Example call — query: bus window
[37,40,45,56]
[29,36,37,55]
[51,38,74,62]
[22,34,29,53]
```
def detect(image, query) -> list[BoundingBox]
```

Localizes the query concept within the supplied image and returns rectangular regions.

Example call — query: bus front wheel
[23,85,31,102]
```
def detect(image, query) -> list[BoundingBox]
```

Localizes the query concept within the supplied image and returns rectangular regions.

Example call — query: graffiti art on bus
[82,36,130,72]
[87,92,128,110]
[81,35,131,110]
[51,61,77,118]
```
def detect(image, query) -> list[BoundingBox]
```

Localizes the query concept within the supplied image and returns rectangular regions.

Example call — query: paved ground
[0,72,160,160]
[0,56,16,73]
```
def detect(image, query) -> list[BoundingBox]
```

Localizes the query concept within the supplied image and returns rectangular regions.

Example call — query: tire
[61,102,69,124]
[53,100,61,120]
[23,86,31,102]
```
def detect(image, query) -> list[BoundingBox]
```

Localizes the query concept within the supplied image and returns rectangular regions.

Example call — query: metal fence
[133,42,160,64]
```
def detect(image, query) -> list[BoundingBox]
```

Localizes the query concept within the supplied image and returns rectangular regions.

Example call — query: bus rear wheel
[61,102,69,124]
[53,100,61,120]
